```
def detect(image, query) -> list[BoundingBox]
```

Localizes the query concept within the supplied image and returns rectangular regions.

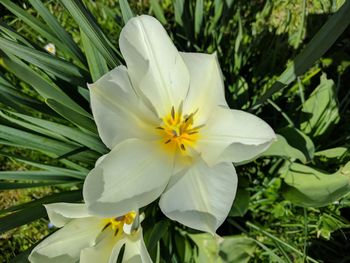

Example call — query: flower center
[102,211,136,238]
[157,104,203,152]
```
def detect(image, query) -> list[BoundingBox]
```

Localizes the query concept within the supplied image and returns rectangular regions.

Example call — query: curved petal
[119,15,190,117]
[89,65,158,149]
[122,230,152,263]
[83,139,174,217]
[44,203,90,227]
[80,231,121,263]
[196,107,276,166]
[29,218,101,263]
[159,160,237,234]
[181,52,228,124]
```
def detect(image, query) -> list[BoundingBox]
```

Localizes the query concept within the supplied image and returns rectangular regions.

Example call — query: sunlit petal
[29,218,101,263]
[196,107,276,165]
[119,15,190,116]
[89,65,158,149]
[122,230,152,263]
[159,160,237,233]
[83,139,174,217]
[181,52,228,124]
[44,203,90,227]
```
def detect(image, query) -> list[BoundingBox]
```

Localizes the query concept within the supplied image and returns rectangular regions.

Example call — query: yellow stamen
[101,211,136,238]
[158,103,203,153]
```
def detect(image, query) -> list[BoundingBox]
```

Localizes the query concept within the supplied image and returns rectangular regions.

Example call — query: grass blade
[119,0,134,24]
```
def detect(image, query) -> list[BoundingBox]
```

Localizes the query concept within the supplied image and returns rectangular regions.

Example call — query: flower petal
[122,230,152,263]
[89,65,158,149]
[44,203,90,227]
[196,107,276,165]
[159,160,237,233]
[181,52,227,123]
[29,218,101,263]
[80,231,122,263]
[83,139,174,217]
[119,15,190,117]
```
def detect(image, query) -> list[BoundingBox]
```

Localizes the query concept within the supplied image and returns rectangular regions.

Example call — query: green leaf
[119,0,134,24]
[174,0,185,26]
[46,98,97,134]
[278,127,315,162]
[144,220,169,251]
[60,0,120,67]
[262,134,309,163]
[0,36,88,85]
[219,236,256,263]
[150,0,167,25]
[229,188,250,217]
[300,74,339,138]
[0,181,79,190]
[282,162,350,207]
[7,111,106,154]
[81,29,108,82]
[188,233,221,263]
[1,56,90,118]
[28,0,87,65]
[315,147,348,159]
[194,0,203,36]
[0,190,82,215]
[0,171,77,182]
[0,205,46,235]
[252,0,350,109]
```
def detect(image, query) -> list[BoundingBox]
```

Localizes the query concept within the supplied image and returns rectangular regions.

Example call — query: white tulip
[29,203,151,263]
[83,15,276,233]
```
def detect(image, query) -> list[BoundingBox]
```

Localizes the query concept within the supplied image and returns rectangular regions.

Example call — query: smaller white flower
[44,43,56,55]
[29,203,151,263]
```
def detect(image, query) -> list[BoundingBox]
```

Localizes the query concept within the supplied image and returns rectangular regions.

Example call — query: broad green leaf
[46,98,97,134]
[300,74,339,138]
[0,22,34,48]
[188,233,222,263]
[119,0,134,24]
[279,127,315,162]
[252,0,350,108]
[315,147,348,159]
[282,162,350,207]
[60,0,120,67]
[229,188,250,217]
[194,0,203,36]
[219,236,256,263]
[28,0,87,65]
[81,29,108,82]
[0,36,88,85]
[150,0,167,25]
[262,134,309,163]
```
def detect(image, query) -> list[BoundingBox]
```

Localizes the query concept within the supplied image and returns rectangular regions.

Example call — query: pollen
[101,211,136,238]
[157,103,203,153]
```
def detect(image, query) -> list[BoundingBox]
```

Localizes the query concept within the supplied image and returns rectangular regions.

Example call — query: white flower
[44,43,56,55]
[83,15,276,233]
[29,203,151,263]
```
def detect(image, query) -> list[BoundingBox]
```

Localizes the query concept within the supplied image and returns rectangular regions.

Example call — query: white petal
[122,230,152,263]
[80,231,121,263]
[44,203,90,227]
[159,160,237,233]
[89,65,158,149]
[181,52,228,124]
[83,139,174,217]
[196,107,276,165]
[119,15,190,117]
[29,218,101,263]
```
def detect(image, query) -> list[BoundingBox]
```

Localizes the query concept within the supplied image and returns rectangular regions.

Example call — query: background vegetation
[0,0,349,262]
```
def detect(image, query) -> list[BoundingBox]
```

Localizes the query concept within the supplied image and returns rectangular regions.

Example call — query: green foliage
[0,0,350,262]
